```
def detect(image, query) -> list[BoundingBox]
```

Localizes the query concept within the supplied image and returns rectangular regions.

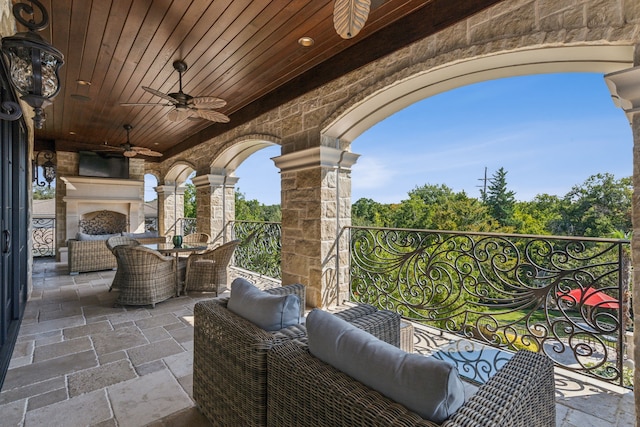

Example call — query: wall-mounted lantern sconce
[1,0,64,129]
[33,149,55,188]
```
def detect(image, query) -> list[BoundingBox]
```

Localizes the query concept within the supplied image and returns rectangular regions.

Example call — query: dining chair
[184,239,240,295]
[112,245,176,307]
[106,236,140,291]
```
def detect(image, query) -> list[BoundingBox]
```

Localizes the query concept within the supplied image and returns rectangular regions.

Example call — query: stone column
[192,173,238,243]
[55,152,78,261]
[156,184,184,237]
[273,146,359,308]
[604,61,640,423]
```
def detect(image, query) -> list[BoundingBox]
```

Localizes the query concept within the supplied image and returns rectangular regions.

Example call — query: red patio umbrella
[558,288,620,309]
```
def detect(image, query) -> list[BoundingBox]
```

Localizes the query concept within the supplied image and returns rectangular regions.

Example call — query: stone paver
[68,359,137,397]
[108,370,193,427]
[24,389,112,427]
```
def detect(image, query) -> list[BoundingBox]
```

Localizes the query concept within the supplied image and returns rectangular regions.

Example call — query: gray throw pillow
[227,278,301,331]
[76,232,121,241]
[306,309,465,424]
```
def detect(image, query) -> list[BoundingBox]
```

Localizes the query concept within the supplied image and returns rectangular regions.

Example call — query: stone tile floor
[0,258,635,426]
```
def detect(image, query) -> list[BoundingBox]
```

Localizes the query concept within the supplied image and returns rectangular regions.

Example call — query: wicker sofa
[67,233,167,274]
[267,339,556,427]
[193,282,401,427]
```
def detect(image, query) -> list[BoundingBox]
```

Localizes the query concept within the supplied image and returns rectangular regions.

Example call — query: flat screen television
[78,151,129,179]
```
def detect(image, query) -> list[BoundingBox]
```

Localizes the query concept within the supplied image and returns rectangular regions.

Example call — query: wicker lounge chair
[184,239,240,295]
[112,245,176,308]
[193,285,400,427]
[267,342,556,427]
[106,236,140,292]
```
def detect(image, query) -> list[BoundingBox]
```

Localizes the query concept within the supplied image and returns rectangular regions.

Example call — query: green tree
[235,190,281,222]
[183,183,196,218]
[553,173,631,237]
[391,184,456,229]
[353,198,387,227]
[513,194,562,235]
[482,167,517,228]
[32,186,55,200]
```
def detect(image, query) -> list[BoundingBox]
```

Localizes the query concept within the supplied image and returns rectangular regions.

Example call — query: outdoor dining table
[143,243,208,296]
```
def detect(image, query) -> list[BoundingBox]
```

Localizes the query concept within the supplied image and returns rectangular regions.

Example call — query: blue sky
[147,72,632,205]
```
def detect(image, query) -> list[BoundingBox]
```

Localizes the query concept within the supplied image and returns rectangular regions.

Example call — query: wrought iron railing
[32,218,55,257]
[346,226,631,387]
[145,217,158,233]
[231,220,281,279]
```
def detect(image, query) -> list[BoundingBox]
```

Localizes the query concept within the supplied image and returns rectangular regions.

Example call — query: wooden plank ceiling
[26,0,503,161]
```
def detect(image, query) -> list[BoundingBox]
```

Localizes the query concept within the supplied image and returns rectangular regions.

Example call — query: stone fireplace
[58,176,145,261]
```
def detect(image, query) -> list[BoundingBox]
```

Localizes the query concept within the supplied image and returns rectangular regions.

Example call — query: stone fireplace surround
[58,176,146,261]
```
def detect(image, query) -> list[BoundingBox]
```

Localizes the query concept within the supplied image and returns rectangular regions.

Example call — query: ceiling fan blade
[166,108,193,122]
[142,86,178,104]
[191,96,227,109]
[195,109,230,123]
[137,149,163,157]
[123,150,137,158]
[120,102,173,107]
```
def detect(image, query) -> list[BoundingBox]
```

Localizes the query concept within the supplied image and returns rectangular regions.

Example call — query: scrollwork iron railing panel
[145,217,158,233]
[182,218,197,235]
[231,221,281,279]
[32,218,55,257]
[347,226,630,387]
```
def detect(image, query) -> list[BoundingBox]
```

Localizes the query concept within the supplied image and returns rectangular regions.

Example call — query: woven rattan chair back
[183,232,211,244]
[106,235,140,253]
[184,239,240,294]
[112,245,176,308]
[106,236,141,291]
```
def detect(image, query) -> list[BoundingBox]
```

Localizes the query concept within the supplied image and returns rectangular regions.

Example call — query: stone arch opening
[210,134,280,175]
[322,45,634,143]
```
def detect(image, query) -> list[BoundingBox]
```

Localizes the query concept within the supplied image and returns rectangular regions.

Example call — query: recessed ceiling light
[76,79,91,86]
[298,36,314,47]
[69,131,76,135]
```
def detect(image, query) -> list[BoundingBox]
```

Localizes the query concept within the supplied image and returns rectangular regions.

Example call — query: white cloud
[351,157,395,191]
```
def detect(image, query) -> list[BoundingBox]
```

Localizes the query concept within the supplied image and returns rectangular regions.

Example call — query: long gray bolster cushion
[227,278,301,331]
[306,309,465,424]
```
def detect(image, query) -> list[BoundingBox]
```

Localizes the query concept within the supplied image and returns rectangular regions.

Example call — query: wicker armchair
[184,239,240,294]
[106,236,140,292]
[193,286,400,427]
[112,245,176,308]
[267,343,556,427]
[183,232,211,244]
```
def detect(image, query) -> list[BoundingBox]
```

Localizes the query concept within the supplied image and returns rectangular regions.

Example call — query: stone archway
[195,134,281,242]
[156,162,196,237]
[322,45,633,141]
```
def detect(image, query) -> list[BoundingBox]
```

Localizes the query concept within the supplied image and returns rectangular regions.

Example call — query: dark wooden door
[0,81,28,388]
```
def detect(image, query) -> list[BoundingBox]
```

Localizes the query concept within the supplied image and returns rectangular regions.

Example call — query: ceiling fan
[120,124,162,158]
[121,60,230,123]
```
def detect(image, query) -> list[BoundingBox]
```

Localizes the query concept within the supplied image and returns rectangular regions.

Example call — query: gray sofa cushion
[76,232,121,241]
[227,278,301,331]
[306,309,465,424]
[123,231,159,239]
